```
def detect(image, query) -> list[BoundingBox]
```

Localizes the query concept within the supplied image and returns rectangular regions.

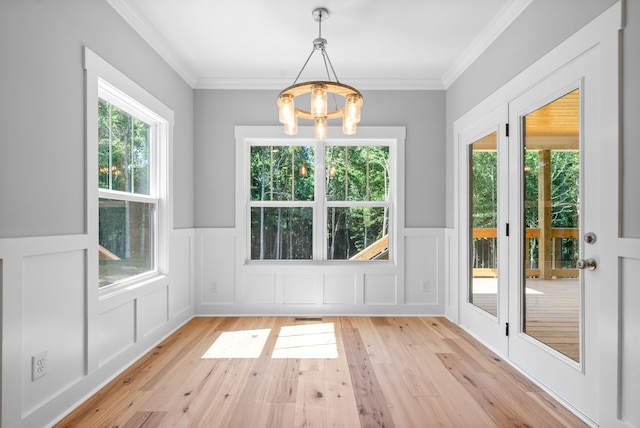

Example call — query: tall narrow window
[85,47,172,292]
[97,96,156,287]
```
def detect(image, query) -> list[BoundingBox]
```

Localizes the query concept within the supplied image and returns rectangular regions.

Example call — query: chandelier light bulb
[343,116,357,135]
[311,84,327,117]
[284,112,298,135]
[278,95,295,124]
[345,94,362,123]
[314,117,328,140]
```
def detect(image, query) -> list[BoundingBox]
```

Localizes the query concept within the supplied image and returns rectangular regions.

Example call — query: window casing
[242,130,398,263]
[85,47,172,293]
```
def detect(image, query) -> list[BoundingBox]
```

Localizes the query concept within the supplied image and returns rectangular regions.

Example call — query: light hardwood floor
[55,316,587,427]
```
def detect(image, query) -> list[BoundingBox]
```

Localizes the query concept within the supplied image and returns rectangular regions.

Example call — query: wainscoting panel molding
[194,228,445,315]
[620,238,640,427]
[0,229,193,428]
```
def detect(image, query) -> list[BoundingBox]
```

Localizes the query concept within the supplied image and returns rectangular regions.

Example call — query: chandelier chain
[292,47,317,86]
[321,49,340,111]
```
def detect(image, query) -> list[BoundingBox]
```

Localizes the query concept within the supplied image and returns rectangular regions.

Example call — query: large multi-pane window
[97,89,158,287]
[248,140,392,261]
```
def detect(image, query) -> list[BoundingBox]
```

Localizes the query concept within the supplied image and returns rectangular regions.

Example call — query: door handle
[576,258,597,271]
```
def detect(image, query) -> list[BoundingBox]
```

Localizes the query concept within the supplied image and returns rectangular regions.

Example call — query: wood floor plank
[122,410,167,428]
[55,317,590,428]
[415,395,498,427]
[341,327,395,427]
[348,316,393,364]
[321,332,362,427]
[376,326,440,398]
[372,362,430,426]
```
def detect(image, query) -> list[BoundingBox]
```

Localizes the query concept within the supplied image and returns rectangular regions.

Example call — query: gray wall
[0,0,194,237]
[622,0,640,238]
[0,2,194,426]
[194,89,446,229]
[445,0,621,228]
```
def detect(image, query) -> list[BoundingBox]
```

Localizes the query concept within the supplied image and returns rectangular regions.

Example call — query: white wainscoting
[619,237,640,428]
[0,229,194,428]
[444,228,459,322]
[194,228,446,315]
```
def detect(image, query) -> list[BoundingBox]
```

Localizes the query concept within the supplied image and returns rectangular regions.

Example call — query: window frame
[84,47,173,296]
[236,126,404,265]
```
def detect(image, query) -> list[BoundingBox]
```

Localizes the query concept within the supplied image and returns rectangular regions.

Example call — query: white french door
[458,46,603,422]
[507,48,601,421]
[458,107,509,356]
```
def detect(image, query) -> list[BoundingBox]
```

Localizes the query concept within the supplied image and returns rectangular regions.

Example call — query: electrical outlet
[211,281,218,292]
[420,280,430,293]
[32,351,48,381]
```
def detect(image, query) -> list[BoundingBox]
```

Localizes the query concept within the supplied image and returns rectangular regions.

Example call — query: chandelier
[277,8,363,140]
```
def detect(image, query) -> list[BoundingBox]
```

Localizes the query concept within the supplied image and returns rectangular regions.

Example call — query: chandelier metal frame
[277,8,363,138]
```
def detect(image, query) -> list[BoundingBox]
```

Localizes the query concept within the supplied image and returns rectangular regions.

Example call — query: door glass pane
[522,89,581,362]
[469,132,498,316]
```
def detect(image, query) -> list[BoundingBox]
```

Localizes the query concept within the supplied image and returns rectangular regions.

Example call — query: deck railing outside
[472,227,579,278]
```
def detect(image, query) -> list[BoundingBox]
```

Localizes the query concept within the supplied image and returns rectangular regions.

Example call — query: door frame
[450,2,621,425]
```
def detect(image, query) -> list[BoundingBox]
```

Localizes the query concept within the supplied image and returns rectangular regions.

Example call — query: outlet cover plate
[32,350,47,381]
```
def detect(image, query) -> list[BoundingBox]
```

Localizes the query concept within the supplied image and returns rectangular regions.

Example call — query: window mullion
[316,140,326,261]
[130,114,135,193]
[109,105,113,190]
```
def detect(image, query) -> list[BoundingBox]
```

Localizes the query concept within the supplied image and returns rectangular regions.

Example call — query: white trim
[442,0,534,88]
[195,77,445,90]
[619,237,640,260]
[98,189,158,205]
[105,0,197,87]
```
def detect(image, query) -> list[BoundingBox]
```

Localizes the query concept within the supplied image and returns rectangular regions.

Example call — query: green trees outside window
[470,148,580,272]
[249,143,391,261]
[98,99,155,287]
[524,150,580,270]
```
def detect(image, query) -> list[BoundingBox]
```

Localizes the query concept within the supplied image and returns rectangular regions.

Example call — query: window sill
[242,259,395,268]
[98,272,168,301]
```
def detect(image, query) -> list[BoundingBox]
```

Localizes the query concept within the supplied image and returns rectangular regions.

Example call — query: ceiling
[107,0,533,90]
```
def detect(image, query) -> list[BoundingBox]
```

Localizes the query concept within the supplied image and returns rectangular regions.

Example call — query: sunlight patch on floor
[202,328,271,358]
[272,323,338,359]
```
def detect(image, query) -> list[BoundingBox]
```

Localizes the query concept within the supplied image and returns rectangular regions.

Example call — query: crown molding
[442,0,533,88]
[108,0,528,91]
[195,77,445,91]
[106,0,197,87]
